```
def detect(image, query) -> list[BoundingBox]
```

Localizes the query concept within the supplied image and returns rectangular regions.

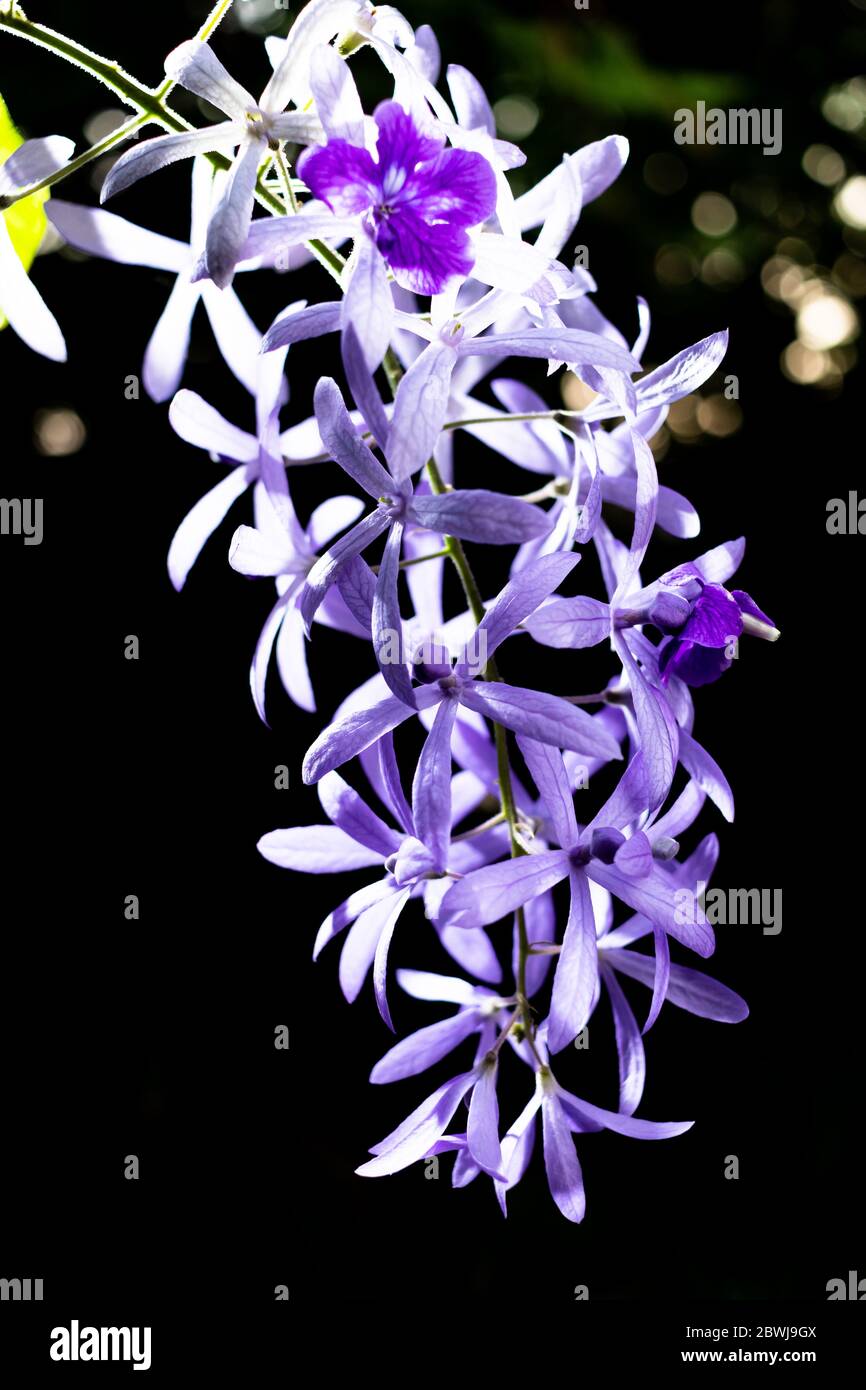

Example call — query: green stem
[442,408,584,430]
[0,5,188,110]
[399,546,450,569]
[369,547,450,575]
[272,147,299,214]
[0,110,149,207]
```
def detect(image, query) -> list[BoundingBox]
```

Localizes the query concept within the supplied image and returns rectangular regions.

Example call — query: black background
[0,0,863,1371]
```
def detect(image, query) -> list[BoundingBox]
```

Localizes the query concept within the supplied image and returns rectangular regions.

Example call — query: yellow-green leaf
[0,89,52,331]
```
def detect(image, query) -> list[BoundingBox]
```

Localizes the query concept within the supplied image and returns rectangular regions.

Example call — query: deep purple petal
[298,138,379,215]
[372,99,443,172]
[401,145,497,228]
[680,584,743,647]
[377,206,476,296]
[732,588,776,629]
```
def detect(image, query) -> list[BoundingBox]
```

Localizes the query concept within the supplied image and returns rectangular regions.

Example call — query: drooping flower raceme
[4,0,779,1226]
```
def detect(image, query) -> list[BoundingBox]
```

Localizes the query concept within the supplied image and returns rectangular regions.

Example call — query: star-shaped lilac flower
[228,480,366,718]
[99,11,340,287]
[368,969,514,1084]
[165,346,292,590]
[596,803,748,1040]
[48,159,265,401]
[258,763,509,1025]
[302,358,552,702]
[302,551,624,789]
[356,1029,692,1219]
[440,739,714,1053]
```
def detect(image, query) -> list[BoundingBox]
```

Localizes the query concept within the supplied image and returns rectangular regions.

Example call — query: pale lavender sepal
[302,685,443,785]
[100,124,243,202]
[357,1070,478,1176]
[440,850,570,930]
[370,1009,482,1084]
[547,868,597,1053]
[407,490,550,546]
[541,1094,586,1224]
[412,697,459,871]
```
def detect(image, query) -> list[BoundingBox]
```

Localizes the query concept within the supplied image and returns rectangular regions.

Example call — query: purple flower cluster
[21,0,778,1222]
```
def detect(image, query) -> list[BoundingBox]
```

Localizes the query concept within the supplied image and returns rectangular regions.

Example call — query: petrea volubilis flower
[4,0,780,1228]
[165,346,291,590]
[49,160,265,401]
[302,552,624,787]
[301,363,553,701]
[100,0,370,287]
[259,764,509,1022]
[299,98,496,296]
[229,479,366,718]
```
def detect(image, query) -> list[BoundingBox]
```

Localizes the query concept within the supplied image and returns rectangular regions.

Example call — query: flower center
[379,494,408,522]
